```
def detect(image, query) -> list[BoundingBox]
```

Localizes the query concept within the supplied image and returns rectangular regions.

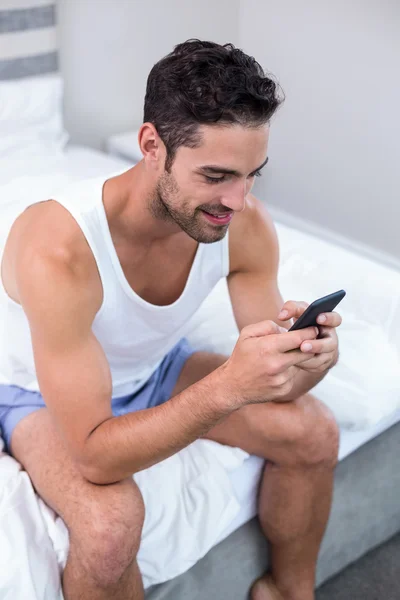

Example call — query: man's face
[151,124,269,244]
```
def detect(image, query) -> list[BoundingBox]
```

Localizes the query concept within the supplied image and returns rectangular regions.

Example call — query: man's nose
[220,180,247,212]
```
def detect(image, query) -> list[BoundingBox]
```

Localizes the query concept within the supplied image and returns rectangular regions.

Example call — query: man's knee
[72,478,145,588]
[284,394,340,469]
[255,394,339,469]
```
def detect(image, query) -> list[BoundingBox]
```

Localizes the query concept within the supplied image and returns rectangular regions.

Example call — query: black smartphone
[288,290,346,332]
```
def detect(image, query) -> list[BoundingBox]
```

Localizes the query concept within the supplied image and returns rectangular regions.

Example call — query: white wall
[240,0,400,259]
[57,0,399,259]
[57,0,239,150]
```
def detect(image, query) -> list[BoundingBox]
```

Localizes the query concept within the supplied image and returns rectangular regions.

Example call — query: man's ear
[138,123,166,171]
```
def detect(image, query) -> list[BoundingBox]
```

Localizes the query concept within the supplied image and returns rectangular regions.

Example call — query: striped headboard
[0,0,58,80]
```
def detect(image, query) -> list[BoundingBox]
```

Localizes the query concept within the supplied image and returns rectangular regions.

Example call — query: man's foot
[251,575,285,600]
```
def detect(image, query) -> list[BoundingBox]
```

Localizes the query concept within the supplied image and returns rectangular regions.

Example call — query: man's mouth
[200,209,233,225]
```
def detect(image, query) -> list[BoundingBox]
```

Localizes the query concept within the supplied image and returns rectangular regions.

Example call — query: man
[0,40,341,600]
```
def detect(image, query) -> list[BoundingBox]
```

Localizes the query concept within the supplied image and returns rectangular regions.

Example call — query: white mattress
[64,144,133,176]
[0,144,131,188]
[1,144,400,594]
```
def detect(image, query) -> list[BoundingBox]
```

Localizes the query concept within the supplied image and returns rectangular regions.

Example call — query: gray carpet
[316,532,400,600]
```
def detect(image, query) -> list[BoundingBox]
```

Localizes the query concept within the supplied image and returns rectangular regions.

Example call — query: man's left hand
[278,300,342,375]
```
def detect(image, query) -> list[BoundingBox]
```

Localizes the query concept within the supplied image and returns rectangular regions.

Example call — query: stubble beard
[149,172,228,244]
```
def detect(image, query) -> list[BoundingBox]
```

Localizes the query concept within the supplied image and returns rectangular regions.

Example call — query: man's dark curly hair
[144,39,284,171]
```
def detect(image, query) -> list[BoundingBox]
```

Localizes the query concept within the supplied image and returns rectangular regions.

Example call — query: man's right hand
[221,320,319,406]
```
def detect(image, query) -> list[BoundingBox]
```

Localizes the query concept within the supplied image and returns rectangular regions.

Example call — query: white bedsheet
[0,144,131,187]
[1,145,400,598]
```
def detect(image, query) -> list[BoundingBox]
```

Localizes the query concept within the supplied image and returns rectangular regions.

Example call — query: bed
[1,3,400,599]
[1,142,400,600]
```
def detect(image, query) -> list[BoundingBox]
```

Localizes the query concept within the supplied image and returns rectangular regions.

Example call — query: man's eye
[205,175,225,184]
[204,170,263,184]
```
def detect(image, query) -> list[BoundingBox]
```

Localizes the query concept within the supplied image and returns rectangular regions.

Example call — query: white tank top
[0,175,230,397]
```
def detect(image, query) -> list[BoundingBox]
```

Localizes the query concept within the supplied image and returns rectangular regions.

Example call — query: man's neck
[103,161,183,246]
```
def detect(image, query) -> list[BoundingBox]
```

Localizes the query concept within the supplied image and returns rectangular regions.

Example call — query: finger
[317,325,337,338]
[316,311,343,328]
[298,354,332,372]
[278,300,308,321]
[242,320,283,339]
[275,326,319,352]
[300,335,337,354]
[278,348,318,370]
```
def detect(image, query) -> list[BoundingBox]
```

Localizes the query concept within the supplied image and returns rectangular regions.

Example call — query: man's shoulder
[13,200,92,267]
[228,194,279,274]
[3,200,101,308]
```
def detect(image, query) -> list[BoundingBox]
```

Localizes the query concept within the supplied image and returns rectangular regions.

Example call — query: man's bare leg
[173,352,339,600]
[62,547,143,600]
[10,408,145,600]
[251,442,336,600]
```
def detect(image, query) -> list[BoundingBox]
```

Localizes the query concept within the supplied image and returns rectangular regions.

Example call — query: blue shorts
[0,338,194,455]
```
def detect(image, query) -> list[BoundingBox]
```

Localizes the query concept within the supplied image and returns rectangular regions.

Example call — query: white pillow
[0,74,68,159]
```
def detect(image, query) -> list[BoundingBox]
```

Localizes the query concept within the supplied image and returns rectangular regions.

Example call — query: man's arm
[16,242,236,485]
[227,195,326,401]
